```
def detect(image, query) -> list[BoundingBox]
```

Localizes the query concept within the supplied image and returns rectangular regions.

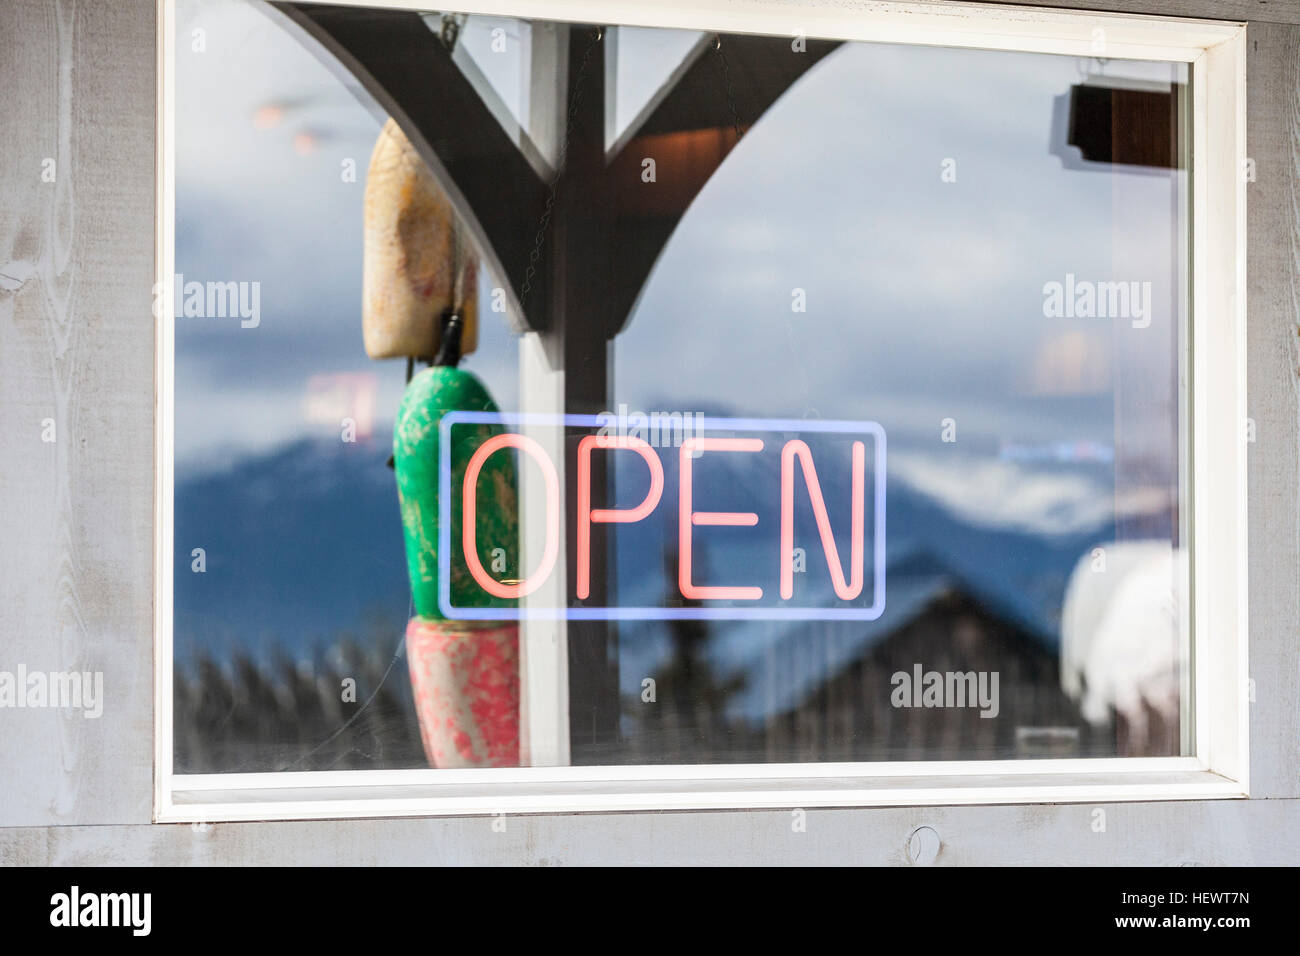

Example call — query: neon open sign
[439,412,886,621]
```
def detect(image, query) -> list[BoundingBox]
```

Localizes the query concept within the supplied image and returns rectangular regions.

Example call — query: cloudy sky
[174,0,1187,539]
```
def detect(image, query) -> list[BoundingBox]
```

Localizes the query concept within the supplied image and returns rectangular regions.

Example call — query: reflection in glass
[173,0,1189,772]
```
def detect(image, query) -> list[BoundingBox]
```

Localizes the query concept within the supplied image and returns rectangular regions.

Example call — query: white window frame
[154,0,1249,822]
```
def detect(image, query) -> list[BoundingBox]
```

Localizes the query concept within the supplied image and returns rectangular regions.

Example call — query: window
[155,0,1248,820]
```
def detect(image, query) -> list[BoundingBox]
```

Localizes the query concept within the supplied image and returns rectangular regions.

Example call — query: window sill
[159,760,1246,822]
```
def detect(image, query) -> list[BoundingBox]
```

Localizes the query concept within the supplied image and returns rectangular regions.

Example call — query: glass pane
[608,46,1189,763]
[173,0,1190,773]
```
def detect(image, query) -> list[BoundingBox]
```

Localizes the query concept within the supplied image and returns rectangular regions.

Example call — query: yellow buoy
[362,118,478,360]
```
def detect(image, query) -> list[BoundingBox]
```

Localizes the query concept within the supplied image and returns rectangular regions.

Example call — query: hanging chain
[518,26,603,312]
[1075,55,1109,82]
[439,13,467,52]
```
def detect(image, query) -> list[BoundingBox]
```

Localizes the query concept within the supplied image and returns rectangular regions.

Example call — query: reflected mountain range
[174,430,1121,670]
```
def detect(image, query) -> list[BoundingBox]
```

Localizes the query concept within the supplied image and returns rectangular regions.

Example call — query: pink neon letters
[461,431,865,603]
[462,432,560,598]
[576,435,664,600]
[780,440,865,600]
[679,437,765,600]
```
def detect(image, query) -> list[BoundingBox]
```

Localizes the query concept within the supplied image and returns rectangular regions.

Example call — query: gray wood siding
[1,797,1297,865]
[0,0,156,827]
[1246,20,1300,799]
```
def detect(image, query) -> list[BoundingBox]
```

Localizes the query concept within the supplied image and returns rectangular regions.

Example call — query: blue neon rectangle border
[438,412,886,621]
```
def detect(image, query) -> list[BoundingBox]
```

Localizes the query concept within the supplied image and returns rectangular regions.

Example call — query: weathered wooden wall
[0,0,1297,862]
[1244,18,1300,801]
[1,798,1298,865]
[0,0,155,828]
[977,0,1300,24]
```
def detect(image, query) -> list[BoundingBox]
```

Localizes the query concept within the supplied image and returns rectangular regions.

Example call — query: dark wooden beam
[549,26,622,760]
[1067,84,1179,168]
[605,36,841,335]
[275,2,550,329]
